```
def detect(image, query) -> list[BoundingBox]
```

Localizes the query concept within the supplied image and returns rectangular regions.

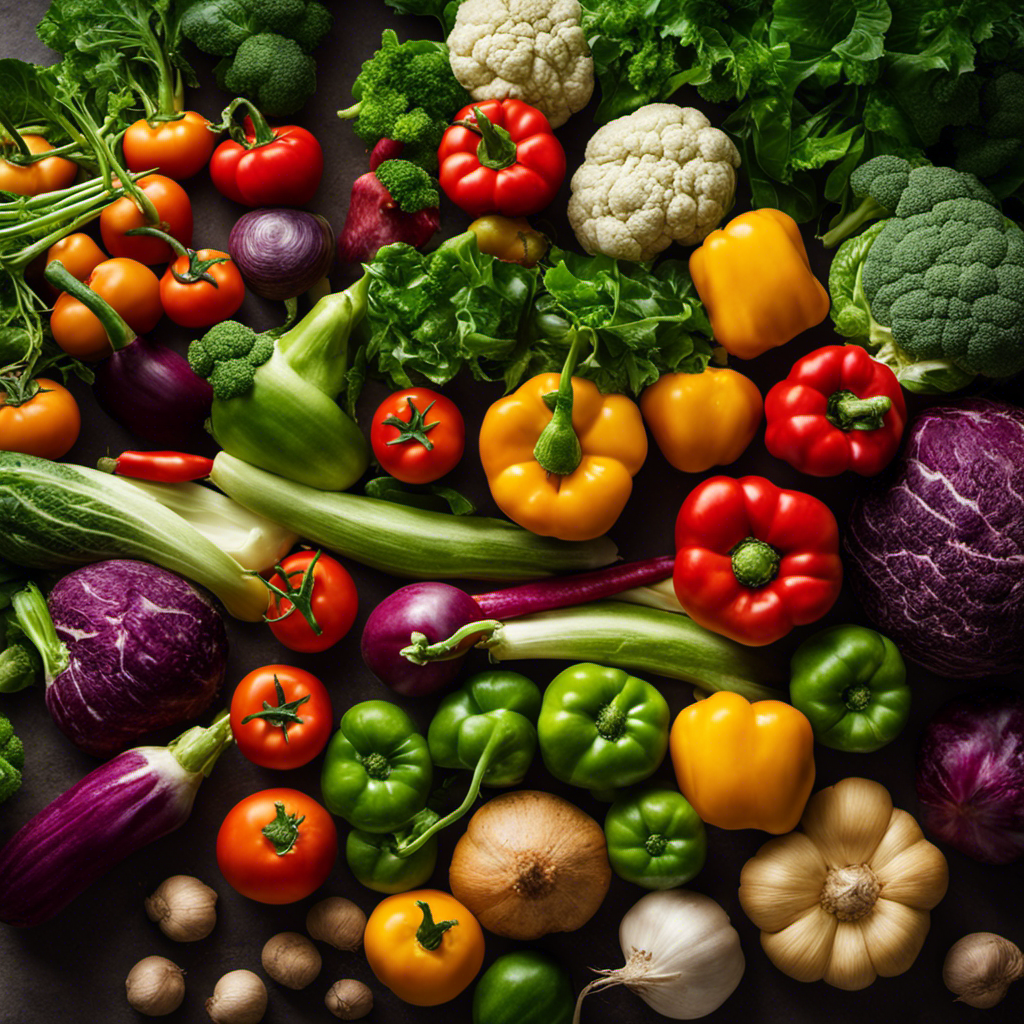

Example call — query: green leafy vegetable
[383,0,462,36]
[0,712,24,805]
[374,159,439,212]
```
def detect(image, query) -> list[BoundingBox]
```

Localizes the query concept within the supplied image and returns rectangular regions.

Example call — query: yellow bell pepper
[640,367,763,473]
[689,208,830,360]
[479,333,647,542]
[670,691,815,834]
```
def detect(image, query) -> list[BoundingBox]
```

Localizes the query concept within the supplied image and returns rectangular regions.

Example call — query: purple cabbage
[917,690,1024,864]
[845,399,1024,676]
[43,560,228,756]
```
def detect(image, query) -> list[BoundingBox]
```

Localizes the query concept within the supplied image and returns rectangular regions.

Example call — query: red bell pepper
[209,98,323,207]
[673,476,843,646]
[764,345,907,477]
[437,99,565,218]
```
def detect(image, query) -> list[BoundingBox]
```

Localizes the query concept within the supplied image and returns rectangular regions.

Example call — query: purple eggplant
[0,711,231,927]
[44,260,212,445]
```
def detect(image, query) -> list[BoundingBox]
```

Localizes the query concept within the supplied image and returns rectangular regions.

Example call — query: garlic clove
[761,905,836,982]
[944,932,1024,1009]
[145,875,218,942]
[868,808,925,872]
[802,778,892,866]
[859,898,930,977]
[823,920,876,991]
[874,840,949,910]
[739,833,826,932]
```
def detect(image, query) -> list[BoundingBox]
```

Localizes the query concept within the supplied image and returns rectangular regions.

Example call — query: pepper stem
[842,684,873,712]
[415,900,458,951]
[400,620,502,665]
[730,537,780,589]
[826,389,892,432]
[126,226,228,286]
[240,674,310,743]
[457,106,518,171]
[595,699,627,741]
[381,397,439,450]
[9,582,69,682]
[262,801,305,856]
[167,709,233,777]
[43,260,135,352]
[532,329,589,478]
[254,551,324,636]
[214,97,276,148]
[359,751,391,780]
[645,833,667,857]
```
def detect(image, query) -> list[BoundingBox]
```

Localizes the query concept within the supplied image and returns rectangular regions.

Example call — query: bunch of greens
[356,232,714,397]
[383,0,462,36]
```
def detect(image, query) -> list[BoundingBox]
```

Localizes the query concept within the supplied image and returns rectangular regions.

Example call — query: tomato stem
[126,225,229,286]
[381,397,439,451]
[414,900,458,951]
[0,374,48,408]
[262,801,305,856]
[240,675,310,744]
[255,550,325,636]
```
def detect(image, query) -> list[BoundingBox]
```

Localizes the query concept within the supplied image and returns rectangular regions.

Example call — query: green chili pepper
[472,950,574,1024]
[604,786,706,890]
[320,700,432,833]
[537,663,670,790]
[789,624,911,753]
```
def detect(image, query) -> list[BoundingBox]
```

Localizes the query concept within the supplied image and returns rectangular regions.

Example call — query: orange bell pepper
[640,367,762,473]
[670,691,815,833]
[479,332,647,541]
[689,208,830,360]
[364,888,485,1006]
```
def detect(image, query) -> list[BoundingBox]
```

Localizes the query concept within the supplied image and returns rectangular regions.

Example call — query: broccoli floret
[338,29,470,172]
[222,34,317,116]
[0,712,23,805]
[290,2,332,53]
[951,71,1024,191]
[183,0,330,56]
[898,71,980,148]
[188,320,275,400]
[374,159,439,213]
[820,156,912,248]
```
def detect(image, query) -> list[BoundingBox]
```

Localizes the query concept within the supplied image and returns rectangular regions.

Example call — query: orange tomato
[44,234,106,297]
[99,174,193,265]
[0,135,77,196]
[122,111,216,180]
[50,258,163,361]
[364,889,485,1006]
[0,377,81,459]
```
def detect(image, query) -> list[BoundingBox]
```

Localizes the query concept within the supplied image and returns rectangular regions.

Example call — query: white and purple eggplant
[9,560,228,756]
[0,710,232,927]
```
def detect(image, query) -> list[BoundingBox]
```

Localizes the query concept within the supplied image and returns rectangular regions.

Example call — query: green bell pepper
[537,663,670,790]
[345,827,437,895]
[472,950,574,1024]
[789,624,911,753]
[320,700,432,832]
[604,786,706,890]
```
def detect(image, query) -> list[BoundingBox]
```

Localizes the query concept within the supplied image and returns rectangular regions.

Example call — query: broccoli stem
[820,197,891,249]
[8,583,68,683]
[337,101,362,120]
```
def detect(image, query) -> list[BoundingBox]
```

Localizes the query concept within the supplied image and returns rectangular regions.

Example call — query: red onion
[228,208,335,300]
[916,689,1024,864]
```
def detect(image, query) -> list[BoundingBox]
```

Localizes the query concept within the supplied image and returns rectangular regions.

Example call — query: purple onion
[362,583,483,697]
[917,689,1024,864]
[93,337,212,446]
[43,560,228,757]
[229,208,335,300]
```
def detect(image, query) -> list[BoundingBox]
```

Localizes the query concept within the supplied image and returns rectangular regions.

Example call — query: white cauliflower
[568,104,741,262]
[447,0,594,129]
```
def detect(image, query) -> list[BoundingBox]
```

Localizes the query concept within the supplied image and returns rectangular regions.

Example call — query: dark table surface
[1,2,1022,1023]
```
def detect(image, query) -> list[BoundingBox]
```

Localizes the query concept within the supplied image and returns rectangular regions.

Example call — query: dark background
[1,2,1022,1023]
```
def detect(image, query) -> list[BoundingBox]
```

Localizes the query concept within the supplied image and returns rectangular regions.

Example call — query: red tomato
[0,377,80,459]
[99,175,193,265]
[230,665,332,770]
[159,249,245,328]
[216,788,337,904]
[370,388,465,484]
[266,551,358,654]
[122,111,216,180]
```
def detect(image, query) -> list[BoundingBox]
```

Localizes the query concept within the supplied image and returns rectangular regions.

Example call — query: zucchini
[209,453,619,581]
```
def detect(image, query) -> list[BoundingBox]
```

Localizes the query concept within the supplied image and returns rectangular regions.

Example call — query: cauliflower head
[568,104,741,262]
[447,0,594,129]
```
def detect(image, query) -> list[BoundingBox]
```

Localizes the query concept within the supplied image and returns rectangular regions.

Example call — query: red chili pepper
[97,451,215,483]
[437,100,566,218]
[209,99,323,207]
[764,345,907,477]
[673,475,843,647]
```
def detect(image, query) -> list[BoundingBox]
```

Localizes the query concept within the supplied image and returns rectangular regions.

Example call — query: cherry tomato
[370,388,465,484]
[50,258,162,361]
[0,134,77,196]
[230,665,332,770]
[159,249,245,328]
[100,174,193,265]
[0,377,81,459]
[44,234,106,296]
[266,551,358,654]
[216,788,337,904]
[122,111,216,180]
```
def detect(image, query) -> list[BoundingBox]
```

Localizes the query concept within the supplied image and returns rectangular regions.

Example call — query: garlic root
[126,955,186,1016]
[145,874,217,942]
[944,932,1024,1009]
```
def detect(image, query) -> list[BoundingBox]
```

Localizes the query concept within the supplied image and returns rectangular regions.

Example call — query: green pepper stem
[460,106,518,171]
[43,260,135,351]
[216,97,275,148]
[826,389,892,432]
[595,693,629,741]
[415,900,457,951]
[359,751,391,780]
[842,684,873,712]
[400,620,502,665]
[645,833,667,857]
[240,674,310,743]
[167,709,233,777]
[532,329,589,477]
[10,582,69,681]
[730,537,781,589]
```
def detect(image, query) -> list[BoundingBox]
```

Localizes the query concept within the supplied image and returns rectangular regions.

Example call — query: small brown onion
[205,969,267,1024]
[126,955,185,1016]
[228,209,335,300]
[325,979,373,1020]
[145,875,217,942]
[944,932,1024,1008]
[262,931,321,989]
[306,897,366,951]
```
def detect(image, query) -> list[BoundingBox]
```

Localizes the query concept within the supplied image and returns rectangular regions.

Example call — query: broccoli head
[374,159,440,213]
[0,712,23,805]
[951,71,1024,196]
[338,29,470,172]
[221,34,317,116]
[183,0,330,56]
[188,320,275,400]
